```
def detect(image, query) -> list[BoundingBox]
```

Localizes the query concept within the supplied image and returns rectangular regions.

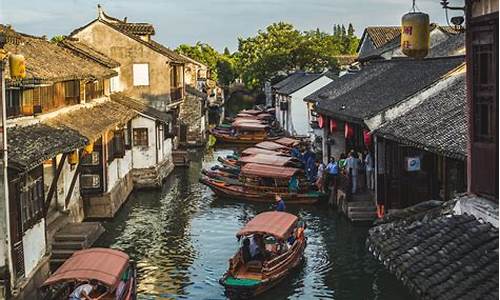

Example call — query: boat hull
[200,178,322,204]
[220,238,306,299]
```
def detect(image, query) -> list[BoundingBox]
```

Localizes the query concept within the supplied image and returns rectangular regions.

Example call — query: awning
[237,212,298,240]
[43,248,129,290]
[238,154,298,166]
[255,141,289,150]
[240,163,301,178]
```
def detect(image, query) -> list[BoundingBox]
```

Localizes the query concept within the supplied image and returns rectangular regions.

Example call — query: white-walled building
[272,72,334,137]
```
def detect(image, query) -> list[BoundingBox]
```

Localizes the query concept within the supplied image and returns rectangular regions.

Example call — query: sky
[0,0,464,51]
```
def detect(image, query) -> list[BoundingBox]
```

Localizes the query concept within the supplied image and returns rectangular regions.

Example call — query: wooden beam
[44,153,67,214]
[64,165,81,208]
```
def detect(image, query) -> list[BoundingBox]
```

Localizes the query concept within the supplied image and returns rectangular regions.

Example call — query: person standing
[346,150,360,194]
[315,160,326,193]
[275,194,286,211]
[325,157,339,195]
[365,150,375,191]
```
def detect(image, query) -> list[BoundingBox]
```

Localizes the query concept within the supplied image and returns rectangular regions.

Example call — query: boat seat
[246,260,262,272]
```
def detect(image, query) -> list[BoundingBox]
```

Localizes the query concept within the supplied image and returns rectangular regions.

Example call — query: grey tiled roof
[276,73,323,95]
[8,123,88,171]
[314,56,464,123]
[367,208,499,300]
[376,73,466,160]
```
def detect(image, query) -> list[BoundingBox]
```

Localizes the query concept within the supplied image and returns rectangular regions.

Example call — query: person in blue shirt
[288,175,299,193]
[325,157,339,194]
[291,146,301,159]
[275,194,286,211]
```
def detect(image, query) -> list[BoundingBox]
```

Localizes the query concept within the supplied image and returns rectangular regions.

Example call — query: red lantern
[329,119,337,133]
[318,115,324,128]
[345,122,354,139]
[363,129,372,147]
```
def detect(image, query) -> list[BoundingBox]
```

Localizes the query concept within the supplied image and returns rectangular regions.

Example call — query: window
[472,26,496,143]
[64,80,80,105]
[133,63,149,86]
[133,128,149,146]
[81,152,100,166]
[19,176,44,231]
[163,122,172,140]
[6,89,21,118]
[107,130,125,162]
[80,174,101,189]
[85,79,104,102]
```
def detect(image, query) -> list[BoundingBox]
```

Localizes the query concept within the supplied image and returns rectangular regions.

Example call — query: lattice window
[133,128,149,146]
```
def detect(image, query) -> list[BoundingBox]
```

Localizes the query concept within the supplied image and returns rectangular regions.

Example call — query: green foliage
[50,35,65,43]
[176,22,359,90]
[176,42,238,86]
[237,22,359,89]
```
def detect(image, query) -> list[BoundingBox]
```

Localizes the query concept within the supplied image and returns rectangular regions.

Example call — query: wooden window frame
[133,128,149,147]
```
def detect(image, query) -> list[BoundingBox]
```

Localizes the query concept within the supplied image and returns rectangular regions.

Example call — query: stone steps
[50,222,105,272]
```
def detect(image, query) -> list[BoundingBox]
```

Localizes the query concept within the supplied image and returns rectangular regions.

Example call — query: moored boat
[220,211,306,299]
[201,163,324,204]
[41,248,137,300]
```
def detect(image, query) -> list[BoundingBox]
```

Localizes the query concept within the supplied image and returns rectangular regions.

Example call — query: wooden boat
[201,163,323,204]
[41,248,137,300]
[210,123,271,145]
[238,154,302,168]
[241,147,290,157]
[220,211,306,299]
[274,137,301,147]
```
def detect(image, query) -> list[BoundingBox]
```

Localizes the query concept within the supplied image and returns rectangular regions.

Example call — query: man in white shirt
[69,282,96,300]
[346,150,360,194]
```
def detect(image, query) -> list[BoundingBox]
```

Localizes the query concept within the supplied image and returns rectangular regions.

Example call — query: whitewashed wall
[22,219,46,276]
[288,76,334,136]
[131,116,157,169]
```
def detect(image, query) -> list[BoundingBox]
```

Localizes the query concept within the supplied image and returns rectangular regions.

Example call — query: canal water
[95,148,413,300]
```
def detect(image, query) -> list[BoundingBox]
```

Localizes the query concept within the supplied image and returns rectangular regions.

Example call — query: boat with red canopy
[200,163,323,204]
[274,137,301,147]
[255,141,290,151]
[220,211,306,299]
[241,147,290,157]
[238,154,301,167]
[41,248,136,300]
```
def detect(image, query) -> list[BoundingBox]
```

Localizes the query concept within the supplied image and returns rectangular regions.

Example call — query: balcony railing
[171,87,183,101]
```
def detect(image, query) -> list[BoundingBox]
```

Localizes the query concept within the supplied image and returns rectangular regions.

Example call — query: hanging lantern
[401,11,430,59]
[84,143,94,154]
[329,119,337,133]
[344,122,354,139]
[68,150,79,165]
[363,129,372,147]
[318,115,325,128]
[9,54,26,79]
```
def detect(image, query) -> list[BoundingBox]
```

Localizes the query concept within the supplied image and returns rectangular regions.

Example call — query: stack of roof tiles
[8,123,87,171]
[312,56,464,122]
[0,25,116,83]
[376,73,466,160]
[367,205,499,300]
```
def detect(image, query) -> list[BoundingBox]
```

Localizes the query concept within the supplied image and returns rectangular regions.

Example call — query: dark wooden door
[8,174,25,279]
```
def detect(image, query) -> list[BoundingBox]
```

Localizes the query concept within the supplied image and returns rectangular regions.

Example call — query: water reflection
[96,148,413,300]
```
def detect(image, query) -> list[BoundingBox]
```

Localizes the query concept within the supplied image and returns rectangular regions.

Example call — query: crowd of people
[290,144,374,197]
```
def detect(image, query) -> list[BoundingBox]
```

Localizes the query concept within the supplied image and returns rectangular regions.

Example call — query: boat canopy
[241,147,289,156]
[240,163,301,178]
[255,113,273,120]
[255,141,289,150]
[275,137,301,147]
[42,248,129,290]
[232,118,264,125]
[240,109,262,115]
[239,154,297,166]
[233,123,269,131]
[236,113,258,118]
[237,211,298,240]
